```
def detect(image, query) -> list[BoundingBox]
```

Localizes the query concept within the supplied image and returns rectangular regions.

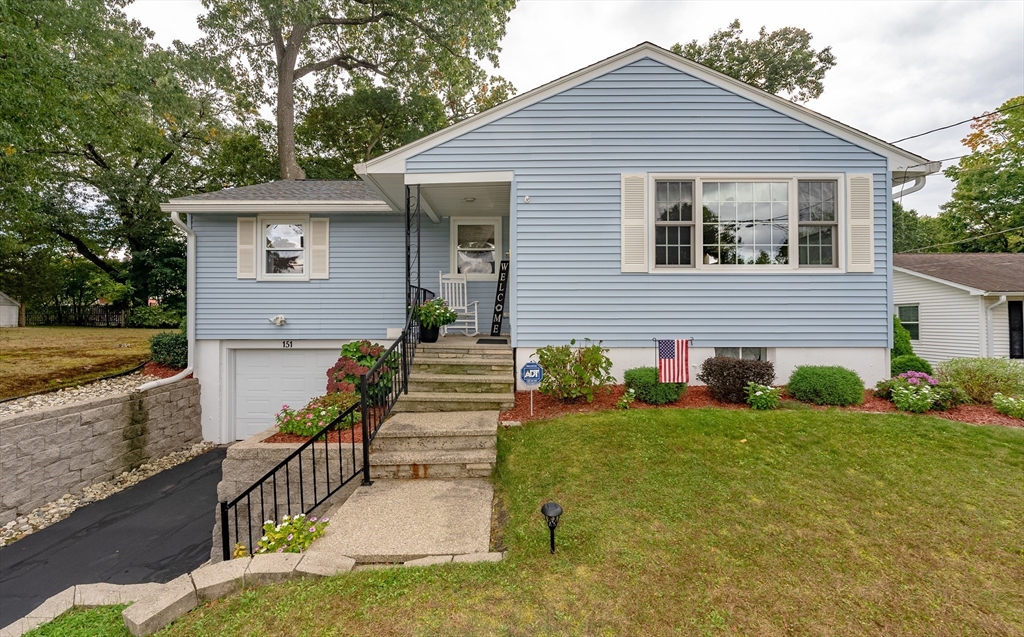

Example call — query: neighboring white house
[0,291,19,328]
[893,254,1024,365]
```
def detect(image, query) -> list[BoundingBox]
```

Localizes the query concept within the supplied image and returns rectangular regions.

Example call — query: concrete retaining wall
[0,379,202,525]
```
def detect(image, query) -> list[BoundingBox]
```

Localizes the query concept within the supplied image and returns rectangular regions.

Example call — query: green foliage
[616,388,636,410]
[745,382,781,410]
[892,201,943,253]
[938,96,1024,253]
[786,366,864,406]
[623,367,685,405]
[127,305,183,329]
[891,354,933,376]
[21,603,130,637]
[892,315,915,357]
[993,393,1024,419]
[275,393,358,437]
[696,357,775,404]
[671,19,837,103]
[416,299,459,329]
[326,340,387,394]
[257,513,328,554]
[149,329,187,369]
[890,382,941,413]
[533,339,614,403]
[936,358,1024,403]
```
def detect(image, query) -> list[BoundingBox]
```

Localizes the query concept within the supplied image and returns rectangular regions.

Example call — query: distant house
[162,42,942,443]
[0,291,19,328]
[893,253,1024,364]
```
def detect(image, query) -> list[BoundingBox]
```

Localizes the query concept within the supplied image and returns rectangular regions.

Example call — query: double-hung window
[797,181,839,267]
[654,181,695,267]
[897,305,920,340]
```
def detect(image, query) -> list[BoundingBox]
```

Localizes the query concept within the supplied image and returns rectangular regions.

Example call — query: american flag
[657,339,689,383]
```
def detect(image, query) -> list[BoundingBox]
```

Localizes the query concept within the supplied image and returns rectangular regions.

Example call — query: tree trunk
[19,302,26,327]
[277,57,306,180]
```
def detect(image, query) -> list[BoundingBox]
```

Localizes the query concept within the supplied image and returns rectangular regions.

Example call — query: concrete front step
[369,448,497,480]
[372,411,498,452]
[393,392,514,412]
[408,373,513,394]
[413,359,514,375]
[416,346,512,357]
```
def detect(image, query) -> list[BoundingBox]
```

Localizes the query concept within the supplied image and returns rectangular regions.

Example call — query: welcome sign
[491,260,509,337]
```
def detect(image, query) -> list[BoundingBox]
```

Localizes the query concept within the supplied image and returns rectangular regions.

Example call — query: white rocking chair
[439,272,479,336]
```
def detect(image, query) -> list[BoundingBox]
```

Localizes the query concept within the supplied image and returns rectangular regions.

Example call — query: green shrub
[623,367,685,405]
[993,393,1024,420]
[697,357,775,404]
[276,393,359,437]
[326,341,398,405]
[787,366,864,406]
[256,513,328,554]
[936,358,1024,403]
[128,305,183,328]
[534,339,614,403]
[149,329,187,368]
[893,315,914,357]
[745,382,781,410]
[891,354,933,376]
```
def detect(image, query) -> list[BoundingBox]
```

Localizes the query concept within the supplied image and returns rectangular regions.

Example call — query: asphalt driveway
[0,447,226,627]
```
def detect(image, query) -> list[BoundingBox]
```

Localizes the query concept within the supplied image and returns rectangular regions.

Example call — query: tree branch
[294,52,383,79]
[52,228,120,276]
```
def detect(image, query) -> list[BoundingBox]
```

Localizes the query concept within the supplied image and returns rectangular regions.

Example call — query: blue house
[163,43,940,443]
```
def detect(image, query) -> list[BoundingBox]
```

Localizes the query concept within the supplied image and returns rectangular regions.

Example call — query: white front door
[233,349,340,440]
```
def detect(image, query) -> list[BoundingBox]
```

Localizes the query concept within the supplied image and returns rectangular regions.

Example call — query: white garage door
[234,349,340,440]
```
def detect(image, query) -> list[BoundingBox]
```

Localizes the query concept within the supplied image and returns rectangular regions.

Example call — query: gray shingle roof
[894,253,1024,293]
[173,180,384,202]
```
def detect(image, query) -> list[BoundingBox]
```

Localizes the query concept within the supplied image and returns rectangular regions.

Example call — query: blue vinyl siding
[192,214,506,340]
[406,57,891,348]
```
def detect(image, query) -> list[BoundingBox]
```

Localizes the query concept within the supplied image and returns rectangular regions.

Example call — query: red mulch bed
[263,426,365,444]
[142,361,187,379]
[499,385,1023,429]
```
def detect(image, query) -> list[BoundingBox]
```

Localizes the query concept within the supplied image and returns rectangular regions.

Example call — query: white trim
[257,214,310,282]
[160,201,392,214]
[450,216,502,281]
[892,266,985,295]
[644,172,847,273]
[405,171,514,185]
[359,43,936,182]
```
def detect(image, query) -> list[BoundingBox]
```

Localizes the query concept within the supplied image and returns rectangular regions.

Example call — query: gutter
[986,295,1008,357]
[893,176,927,197]
[139,211,195,391]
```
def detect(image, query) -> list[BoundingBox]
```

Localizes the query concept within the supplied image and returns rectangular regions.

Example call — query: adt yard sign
[521,362,543,386]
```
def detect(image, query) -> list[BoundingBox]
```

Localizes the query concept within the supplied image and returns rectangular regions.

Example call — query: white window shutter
[846,174,875,273]
[309,218,329,279]
[621,173,648,272]
[236,217,257,279]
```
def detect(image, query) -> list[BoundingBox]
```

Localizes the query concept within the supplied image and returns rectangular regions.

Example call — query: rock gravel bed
[0,441,216,548]
[0,372,162,417]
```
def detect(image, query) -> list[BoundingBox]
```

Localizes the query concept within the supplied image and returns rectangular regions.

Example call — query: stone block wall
[0,378,202,525]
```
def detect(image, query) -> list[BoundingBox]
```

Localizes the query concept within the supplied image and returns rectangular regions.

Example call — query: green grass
[22,605,130,637]
[38,409,1024,636]
[0,327,168,399]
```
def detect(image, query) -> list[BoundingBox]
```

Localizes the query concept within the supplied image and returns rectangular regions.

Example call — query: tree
[938,96,1024,253]
[671,19,837,103]
[198,0,516,180]
[892,201,942,253]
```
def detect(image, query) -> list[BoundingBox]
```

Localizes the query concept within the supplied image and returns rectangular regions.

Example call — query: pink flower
[277,547,284,553]
[287,533,293,540]
[309,526,316,532]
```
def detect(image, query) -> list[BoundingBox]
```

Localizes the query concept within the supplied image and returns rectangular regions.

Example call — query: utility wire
[891,103,1024,143]
[899,225,1024,253]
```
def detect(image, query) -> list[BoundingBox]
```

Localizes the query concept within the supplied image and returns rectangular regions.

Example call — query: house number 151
[282,340,293,348]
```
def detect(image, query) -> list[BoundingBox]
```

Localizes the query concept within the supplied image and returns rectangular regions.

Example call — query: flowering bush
[534,339,614,403]
[992,393,1024,420]
[256,514,329,554]
[890,382,940,413]
[415,298,459,329]
[326,340,386,394]
[745,382,781,410]
[276,392,358,437]
[616,388,636,410]
[877,372,963,413]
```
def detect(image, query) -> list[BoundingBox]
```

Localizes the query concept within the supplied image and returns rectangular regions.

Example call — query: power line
[899,225,1024,253]
[891,103,1024,144]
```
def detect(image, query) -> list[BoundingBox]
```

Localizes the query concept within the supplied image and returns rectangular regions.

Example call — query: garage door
[234,349,340,440]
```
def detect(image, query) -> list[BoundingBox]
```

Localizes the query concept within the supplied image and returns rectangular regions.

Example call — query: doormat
[477,338,508,345]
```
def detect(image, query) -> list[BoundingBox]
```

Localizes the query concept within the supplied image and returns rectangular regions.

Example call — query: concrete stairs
[395,341,515,413]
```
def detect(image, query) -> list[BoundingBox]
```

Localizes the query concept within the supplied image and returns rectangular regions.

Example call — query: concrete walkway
[0,447,226,628]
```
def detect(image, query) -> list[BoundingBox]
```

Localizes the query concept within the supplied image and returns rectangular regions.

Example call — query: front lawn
[0,327,168,399]
[41,409,1024,636]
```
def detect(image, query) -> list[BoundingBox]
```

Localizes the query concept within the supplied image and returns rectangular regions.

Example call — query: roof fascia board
[405,171,514,185]
[362,43,932,176]
[160,201,393,214]
[893,266,985,295]
[983,291,1024,297]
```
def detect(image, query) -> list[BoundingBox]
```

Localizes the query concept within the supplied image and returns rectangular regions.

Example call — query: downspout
[986,295,1007,357]
[893,176,926,198]
[139,211,195,390]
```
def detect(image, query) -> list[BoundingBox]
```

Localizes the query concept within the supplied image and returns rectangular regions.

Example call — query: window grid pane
[655,181,694,266]
[264,223,304,274]
[797,180,837,267]
[702,182,788,265]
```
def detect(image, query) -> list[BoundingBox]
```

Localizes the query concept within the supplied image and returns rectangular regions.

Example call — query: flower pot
[420,325,440,343]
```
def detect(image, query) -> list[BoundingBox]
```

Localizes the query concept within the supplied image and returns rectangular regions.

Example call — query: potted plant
[416,298,458,343]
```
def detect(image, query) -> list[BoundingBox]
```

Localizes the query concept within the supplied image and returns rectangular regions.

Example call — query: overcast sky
[126,0,1024,216]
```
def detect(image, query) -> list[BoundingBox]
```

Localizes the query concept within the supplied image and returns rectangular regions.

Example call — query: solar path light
[540,502,563,554]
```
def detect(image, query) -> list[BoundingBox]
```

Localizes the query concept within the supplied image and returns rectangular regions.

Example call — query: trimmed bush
[149,329,187,368]
[534,339,614,403]
[787,366,864,406]
[993,393,1024,420]
[697,357,775,404]
[891,354,933,376]
[623,367,685,405]
[936,358,1024,404]
[893,315,914,357]
[128,305,183,328]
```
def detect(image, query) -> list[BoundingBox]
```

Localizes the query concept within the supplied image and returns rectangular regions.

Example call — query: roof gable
[894,253,1024,293]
